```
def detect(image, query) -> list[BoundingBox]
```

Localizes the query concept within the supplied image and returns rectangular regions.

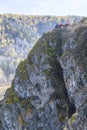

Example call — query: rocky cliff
[0,18,87,130]
[0,14,82,100]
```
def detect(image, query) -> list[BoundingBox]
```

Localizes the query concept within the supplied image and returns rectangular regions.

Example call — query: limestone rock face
[0,14,81,90]
[60,20,87,130]
[0,18,87,130]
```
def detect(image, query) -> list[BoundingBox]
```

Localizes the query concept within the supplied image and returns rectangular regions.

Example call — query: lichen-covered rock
[0,29,69,130]
[60,20,87,130]
[0,18,87,130]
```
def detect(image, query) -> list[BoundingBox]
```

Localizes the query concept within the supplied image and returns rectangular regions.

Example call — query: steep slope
[0,14,82,100]
[0,18,87,130]
[0,29,69,130]
[61,21,87,130]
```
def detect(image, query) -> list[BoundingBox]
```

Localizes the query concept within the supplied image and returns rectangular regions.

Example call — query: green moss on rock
[28,30,62,66]
[59,115,65,122]
[75,26,87,44]
[44,69,52,78]
[17,60,28,82]
[20,98,33,108]
[69,113,77,125]
[5,80,19,104]
[5,87,20,105]
[5,80,33,108]
[61,51,70,58]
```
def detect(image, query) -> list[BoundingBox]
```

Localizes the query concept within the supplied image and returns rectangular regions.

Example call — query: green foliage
[69,113,77,125]
[5,80,33,108]
[59,114,65,122]
[61,51,70,58]
[20,97,33,108]
[46,42,56,57]
[44,69,52,78]
[75,26,87,43]
[5,87,20,105]
[17,60,28,82]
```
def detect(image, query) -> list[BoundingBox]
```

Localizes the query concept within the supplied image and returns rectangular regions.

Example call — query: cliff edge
[0,18,87,130]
